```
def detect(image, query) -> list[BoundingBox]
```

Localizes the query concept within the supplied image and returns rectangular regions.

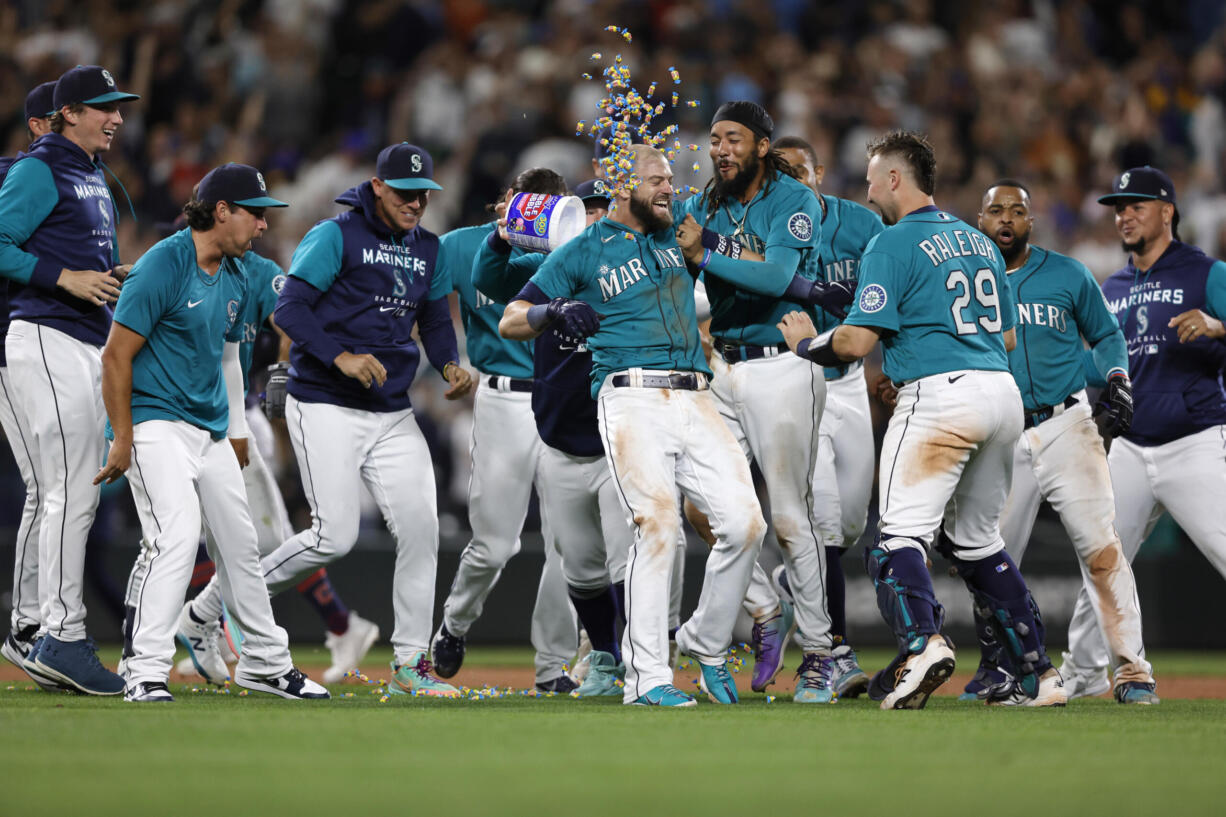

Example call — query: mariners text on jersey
[597,247,686,302]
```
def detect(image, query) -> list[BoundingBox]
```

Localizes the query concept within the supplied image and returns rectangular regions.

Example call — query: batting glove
[1093,373,1133,437]
[261,361,290,420]
[528,297,602,338]
[784,275,858,320]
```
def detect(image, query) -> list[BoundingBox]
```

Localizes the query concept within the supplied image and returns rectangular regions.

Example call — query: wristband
[526,303,553,331]
[698,248,712,270]
[1106,369,1128,382]
[799,329,844,367]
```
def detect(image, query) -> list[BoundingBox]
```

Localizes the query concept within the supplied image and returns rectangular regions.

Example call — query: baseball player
[473,177,630,697]
[176,244,379,685]
[431,168,578,693]
[957,180,1158,704]
[672,101,842,704]
[502,144,798,707]
[770,134,883,697]
[95,163,327,702]
[779,130,1064,709]
[258,142,472,697]
[1062,166,1226,699]
[0,65,138,695]
[0,81,62,690]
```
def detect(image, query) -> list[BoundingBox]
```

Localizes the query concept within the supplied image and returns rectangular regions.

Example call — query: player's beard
[1121,236,1148,256]
[629,190,673,233]
[998,226,1031,267]
[711,151,761,203]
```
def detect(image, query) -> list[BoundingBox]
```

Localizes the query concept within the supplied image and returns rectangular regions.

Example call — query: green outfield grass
[3,648,1225,817]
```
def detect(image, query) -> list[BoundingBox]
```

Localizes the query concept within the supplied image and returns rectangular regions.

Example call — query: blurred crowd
[1,0,1225,532]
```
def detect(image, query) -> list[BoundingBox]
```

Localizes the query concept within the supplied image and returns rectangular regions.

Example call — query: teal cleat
[697,660,739,704]
[632,683,697,707]
[1114,681,1160,705]
[793,652,837,704]
[831,641,870,698]
[573,650,625,697]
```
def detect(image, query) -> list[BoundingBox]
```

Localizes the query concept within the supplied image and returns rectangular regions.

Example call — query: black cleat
[431,624,466,678]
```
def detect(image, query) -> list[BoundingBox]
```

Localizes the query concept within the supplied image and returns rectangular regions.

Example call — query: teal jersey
[438,223,534,379]
[844,206,1015,383]
[813,194,885,334]
[528,216,707,398]
[681,173,822,345]
[1007,245,1125,410]
[111,229,248,439]
[235,250,286,394]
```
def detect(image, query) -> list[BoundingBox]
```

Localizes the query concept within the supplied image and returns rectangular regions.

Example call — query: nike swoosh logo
[187,299,203,308]
[948,374,966,383]
[379,305,399,312]
[601,234,616,243]
[97,240,109,247]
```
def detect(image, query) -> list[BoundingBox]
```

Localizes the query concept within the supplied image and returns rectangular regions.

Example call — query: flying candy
[669,66,681,84]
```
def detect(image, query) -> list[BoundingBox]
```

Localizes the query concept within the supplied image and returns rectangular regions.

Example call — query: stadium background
[1,0,1225,648]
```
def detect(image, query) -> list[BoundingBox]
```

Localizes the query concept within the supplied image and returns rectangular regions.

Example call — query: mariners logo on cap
[788,212,813,241]
[594,180,607,195]
[411,153,423,172]
[1120,172,1131,189]
[859,284,887,313]
[256,171,267,192]
[101,69,115,88]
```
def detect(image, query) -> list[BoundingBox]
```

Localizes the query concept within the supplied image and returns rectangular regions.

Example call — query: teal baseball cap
[197,163,288,208]
[53,65,140,110]
[376,142,442,191]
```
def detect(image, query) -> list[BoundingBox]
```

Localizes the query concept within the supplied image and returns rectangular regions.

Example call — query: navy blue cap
[1097,166,1177,206]
[376,142,442,191]
[53,65,140,110]
[25,82,56,120]
[197,163,288,208]
[575,178,612,203]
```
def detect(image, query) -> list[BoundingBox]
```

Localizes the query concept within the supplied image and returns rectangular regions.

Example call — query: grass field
[3,647,1225,817]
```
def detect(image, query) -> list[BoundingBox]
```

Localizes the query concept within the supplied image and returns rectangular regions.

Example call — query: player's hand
[1168,309,1226,343]
[334,351,387,389]
[495,188,515,241]
[872,373,899,409]
[546,297,602,338]
[1093,374,1133,438]
[109,264,133,282]
[442,363,474,400]
[674,214,704,263]
[228,437,250,468]
[57,268,122,305]
[806,278,857,320]
[94,440,131,485]
[261,361,290,420]
[777,310,818,354]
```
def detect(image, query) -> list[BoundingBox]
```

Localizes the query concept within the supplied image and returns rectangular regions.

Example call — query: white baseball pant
[1066,425,1226,670]
[5,321,104,641]
[813,365,875,547]
[1000,394,1152,684]
[260,396,439,666]
[598,372,766,703]
[442,379,576,681]
[877,370,1022,557]
[710,351,834,652]
[122,420,292,685]
[0,364,42,633]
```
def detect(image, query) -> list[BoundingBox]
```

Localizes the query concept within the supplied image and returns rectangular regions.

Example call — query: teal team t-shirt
[528,216,708,398]
[112,228,248,439]
[234,250,286,394]
[437,222,534,379]
[844,207,1015,383]
[813,194,885,335]
[680,172,822,346]
[1007,245,1123,410]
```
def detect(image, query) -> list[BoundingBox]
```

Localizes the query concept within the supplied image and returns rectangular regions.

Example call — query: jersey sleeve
[0,157,60,288]
[1205,260,1226,320]
[842,247,902,333]
[287,221,344,292]
[112,244,180,338]
[527,241,580,300]
[248,253,285,326]
[765,185,822,252]
[1072,259,1120,344]
[426,235,451,300]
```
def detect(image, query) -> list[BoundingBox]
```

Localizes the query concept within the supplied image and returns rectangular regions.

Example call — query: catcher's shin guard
[864,540,944,651]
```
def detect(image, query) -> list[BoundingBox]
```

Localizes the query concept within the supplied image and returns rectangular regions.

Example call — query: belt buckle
[668,372,690,390]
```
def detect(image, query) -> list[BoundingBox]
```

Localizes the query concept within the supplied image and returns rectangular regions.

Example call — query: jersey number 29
[946,268,1001,335]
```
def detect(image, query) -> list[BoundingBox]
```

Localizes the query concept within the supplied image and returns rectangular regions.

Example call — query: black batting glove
[261,361,290,420]
[1093,373,1133,438]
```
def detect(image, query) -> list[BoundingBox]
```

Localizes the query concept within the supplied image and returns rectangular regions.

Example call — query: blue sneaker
[34,636,123,695]
[794,652,837,704]
[632,683,697,707]
[831,641,870,698]
[698,661,739,704]
[574,651,625,697]
[1114,681,1160,705]
[6,630,73,693]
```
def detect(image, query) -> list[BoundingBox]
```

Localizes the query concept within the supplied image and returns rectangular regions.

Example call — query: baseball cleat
[124,681,175,703]
[389,652,460,697]
[750,599,796,692]
[322,611,380,683]
[881,634,956,710]
[1114,681,1160,705]
[234,667,330,700]
[632,683,697,707]
[573,651,625,697]
[793,652,837,704]
[959,659,1012,702]
[831,641,870,698]
[985,667,1067,707]
[1059,651,1110,699]
[175,657,197,677]
[430,623,466,678]
[175,604,229,685]
[34,636,124,696]
[536,675,579,694]
[697,660,739,704]
[5,628,73,693]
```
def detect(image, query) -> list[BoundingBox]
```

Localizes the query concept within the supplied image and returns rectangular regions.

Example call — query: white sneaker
[235,667,330,700]
[881,634,956,710]
[986,667,1068,707]
[322,612,380,683]
[124,680,174,703]
[175,604,229,685]
[1059,651,1110,698]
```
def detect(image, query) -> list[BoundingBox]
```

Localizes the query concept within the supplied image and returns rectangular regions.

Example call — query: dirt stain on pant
[903,429,973,486]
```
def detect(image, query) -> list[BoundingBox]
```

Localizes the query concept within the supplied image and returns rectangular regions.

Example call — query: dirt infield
[5,661,1221,699]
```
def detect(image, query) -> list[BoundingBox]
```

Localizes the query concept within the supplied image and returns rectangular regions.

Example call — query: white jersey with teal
[1007,245,1123,410]
[234,250,285,394]
[112,228,248,439]
[844,206,1015,383]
